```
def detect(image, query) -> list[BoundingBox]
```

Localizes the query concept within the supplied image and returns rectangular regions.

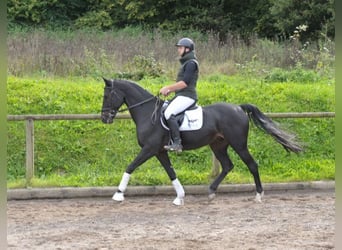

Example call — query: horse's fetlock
[209,187,216,195]
[112,191,125,202]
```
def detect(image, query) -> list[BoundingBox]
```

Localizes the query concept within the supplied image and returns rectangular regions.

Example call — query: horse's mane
[114,79,154,98]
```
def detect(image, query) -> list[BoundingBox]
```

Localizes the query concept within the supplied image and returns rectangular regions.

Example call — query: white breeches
[164,96,195,120]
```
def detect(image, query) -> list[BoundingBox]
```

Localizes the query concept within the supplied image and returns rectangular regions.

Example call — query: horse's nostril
[101,114,109,124]
[101,114,114,124]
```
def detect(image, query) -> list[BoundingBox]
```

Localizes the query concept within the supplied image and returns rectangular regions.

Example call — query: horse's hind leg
[209,144,234,200]
[234,146,264,202]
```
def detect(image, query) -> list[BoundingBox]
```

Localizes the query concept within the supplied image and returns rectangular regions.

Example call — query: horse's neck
[123,85,156,125]
[127,100,157,127]
[123,86,152,109]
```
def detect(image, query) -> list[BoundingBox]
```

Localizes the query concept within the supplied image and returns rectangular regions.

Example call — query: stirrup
[164,143,183,153]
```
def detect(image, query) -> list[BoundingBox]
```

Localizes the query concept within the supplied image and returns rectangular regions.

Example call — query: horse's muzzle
[101,111,115,124]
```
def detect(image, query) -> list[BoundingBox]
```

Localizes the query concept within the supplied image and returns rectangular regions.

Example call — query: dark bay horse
[101,78,302,205]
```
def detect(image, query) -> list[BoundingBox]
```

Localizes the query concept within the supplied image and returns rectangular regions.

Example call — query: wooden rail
[7,112,335,186]
[7,112,335,121]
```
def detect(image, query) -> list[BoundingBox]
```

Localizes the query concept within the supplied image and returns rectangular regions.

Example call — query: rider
[159,37,199,153]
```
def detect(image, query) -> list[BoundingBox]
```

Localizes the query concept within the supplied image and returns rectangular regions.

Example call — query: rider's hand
[160,86,171,96]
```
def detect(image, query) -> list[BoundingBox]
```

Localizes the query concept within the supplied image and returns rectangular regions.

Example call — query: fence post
[26,118,34,186]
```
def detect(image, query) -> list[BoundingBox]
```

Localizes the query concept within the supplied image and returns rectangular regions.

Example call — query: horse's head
[101,78,125,124]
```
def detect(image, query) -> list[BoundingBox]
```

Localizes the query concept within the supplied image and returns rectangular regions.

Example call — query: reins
[151,95,163,125]
[117,96,157,113]
[117,94,162,125]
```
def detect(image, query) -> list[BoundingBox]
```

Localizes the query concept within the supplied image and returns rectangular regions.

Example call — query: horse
[101,78,303,205]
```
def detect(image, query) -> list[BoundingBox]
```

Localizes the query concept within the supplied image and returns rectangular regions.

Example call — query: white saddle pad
[161,106,203,131]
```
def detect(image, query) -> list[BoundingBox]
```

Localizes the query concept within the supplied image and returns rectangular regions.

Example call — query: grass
[7,74,335,188]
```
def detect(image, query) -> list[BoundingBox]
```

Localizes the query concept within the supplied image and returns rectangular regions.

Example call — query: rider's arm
[160,81,187,96]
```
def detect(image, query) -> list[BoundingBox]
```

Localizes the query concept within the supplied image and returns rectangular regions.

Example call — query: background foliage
[7,28,335,79]
[8,0,334,41]
[6,1,335,187]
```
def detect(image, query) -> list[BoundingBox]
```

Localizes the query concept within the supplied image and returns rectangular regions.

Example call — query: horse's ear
[102,77,111,87]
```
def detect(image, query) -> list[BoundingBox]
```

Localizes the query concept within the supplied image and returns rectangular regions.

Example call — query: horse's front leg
[113,147,155,202]
[156,152,185,206]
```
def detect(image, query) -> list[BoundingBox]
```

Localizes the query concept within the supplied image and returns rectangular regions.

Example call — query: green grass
[7,73,335,188]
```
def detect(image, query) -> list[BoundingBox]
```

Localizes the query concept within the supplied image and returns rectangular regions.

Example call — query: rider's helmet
[176,38,195,51]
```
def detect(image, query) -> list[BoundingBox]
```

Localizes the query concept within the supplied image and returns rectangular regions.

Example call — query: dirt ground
[7,190,335,250]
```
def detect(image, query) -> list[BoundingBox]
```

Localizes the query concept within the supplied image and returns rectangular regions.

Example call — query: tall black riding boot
[164,115,183,153]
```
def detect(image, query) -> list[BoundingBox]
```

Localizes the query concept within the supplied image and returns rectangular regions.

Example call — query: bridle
[101,86,160,121]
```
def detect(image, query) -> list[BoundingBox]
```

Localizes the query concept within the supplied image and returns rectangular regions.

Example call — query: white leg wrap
[118,172,131,192]
[112,191,125,201]
[255,191,264,203]
[112,172,131,202]
[172,179,185,198]
[173,197,184,206]
[172,179,185,206]
[208,193,216,200]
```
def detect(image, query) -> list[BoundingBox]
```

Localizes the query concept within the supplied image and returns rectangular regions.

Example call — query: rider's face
[177,46,186,56]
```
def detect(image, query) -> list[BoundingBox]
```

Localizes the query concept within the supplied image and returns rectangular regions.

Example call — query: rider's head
[176,38,195,57]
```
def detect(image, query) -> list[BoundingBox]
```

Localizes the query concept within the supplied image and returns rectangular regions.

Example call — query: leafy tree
[7,0,335,41]
[268,0,335,40]
[8,0,89,27]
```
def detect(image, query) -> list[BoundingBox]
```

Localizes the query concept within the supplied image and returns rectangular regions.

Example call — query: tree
[7,0,335,41]
[268,0,334,40]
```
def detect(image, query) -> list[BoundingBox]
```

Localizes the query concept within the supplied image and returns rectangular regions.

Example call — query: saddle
[161,102,203,131]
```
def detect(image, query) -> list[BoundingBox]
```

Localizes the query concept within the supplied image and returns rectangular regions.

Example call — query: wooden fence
[7,112,335,186]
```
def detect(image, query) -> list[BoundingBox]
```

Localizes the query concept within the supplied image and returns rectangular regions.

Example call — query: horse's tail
[240,104,303,153]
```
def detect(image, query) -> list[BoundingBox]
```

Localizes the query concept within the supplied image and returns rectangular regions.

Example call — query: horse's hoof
[208,193,216,200]
[173,197,184,206]
[255,191,264,203]
[112,192,125,202]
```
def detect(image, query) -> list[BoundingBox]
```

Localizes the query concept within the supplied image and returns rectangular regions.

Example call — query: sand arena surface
[7,190,334,250]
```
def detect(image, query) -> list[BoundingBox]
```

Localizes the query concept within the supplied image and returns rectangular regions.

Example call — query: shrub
[264,67,320,83]
[118,54,165,80]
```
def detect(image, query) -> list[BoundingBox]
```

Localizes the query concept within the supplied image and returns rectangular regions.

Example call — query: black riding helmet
[176,38,195,51]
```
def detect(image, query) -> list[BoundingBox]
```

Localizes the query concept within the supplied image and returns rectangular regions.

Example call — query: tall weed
[7,28,334,79]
